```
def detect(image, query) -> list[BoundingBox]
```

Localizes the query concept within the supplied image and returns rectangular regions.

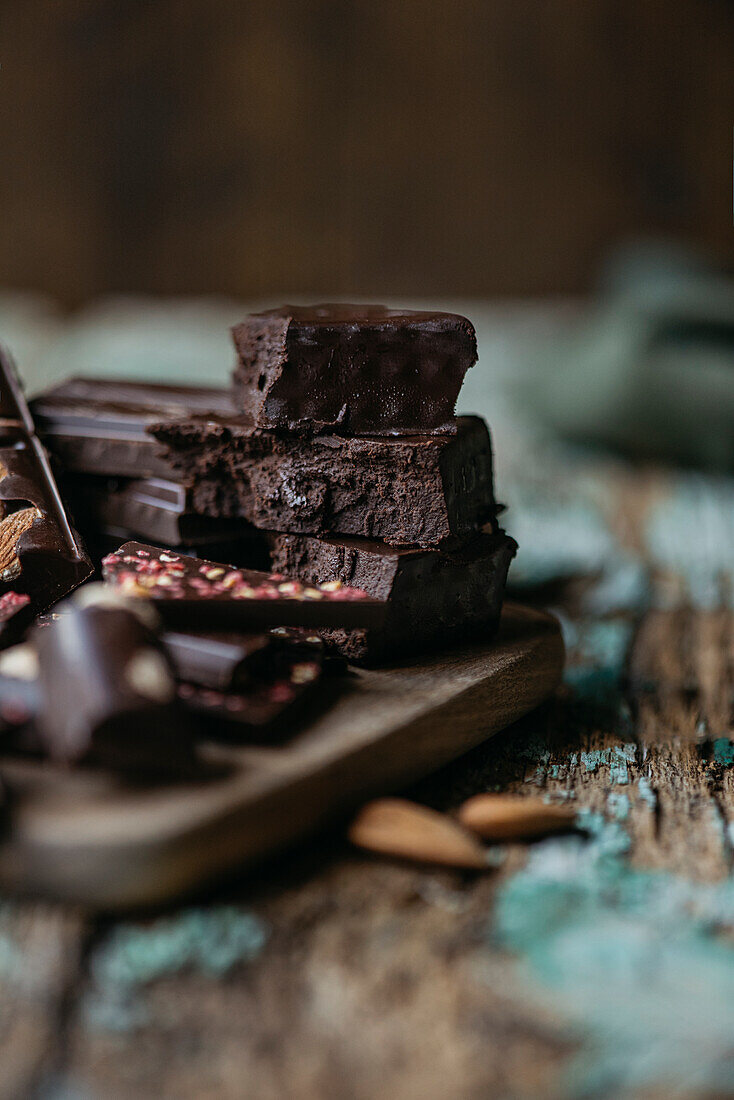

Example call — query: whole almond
[457,794,575,841]
[0,507,40,582]
[348,798,488,870]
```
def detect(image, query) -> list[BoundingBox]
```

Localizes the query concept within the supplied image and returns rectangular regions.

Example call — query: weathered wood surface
[3,461,734,1098]
[0,604,562,909]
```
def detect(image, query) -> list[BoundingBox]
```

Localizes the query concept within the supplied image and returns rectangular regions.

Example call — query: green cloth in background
[513,242,734,471]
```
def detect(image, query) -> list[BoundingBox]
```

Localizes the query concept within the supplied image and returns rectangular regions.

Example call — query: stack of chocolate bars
[32,304,516,664]
[0,305,516,789]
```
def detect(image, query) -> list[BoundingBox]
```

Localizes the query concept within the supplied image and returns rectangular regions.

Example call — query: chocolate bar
[151,415,496,547]
[268,530,517,663]
[231,304,477,435]
[33,379,497,546]
[62,474,264,550]
[31,377,234,478]
[163,628,321,690]
[177,643,326,743]
[0,349,92,626]
[102,542,388,630]
[33,588,198,774]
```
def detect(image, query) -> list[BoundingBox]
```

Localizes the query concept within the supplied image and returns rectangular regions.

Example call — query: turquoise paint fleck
[85,907,268,1033]
[713,738,734,766]
[579,744,636,781]
[607,792,630,821]
[645,475,734,609]
[636,776,657,812]
[493,812,734,1098]
[507,495,617,588]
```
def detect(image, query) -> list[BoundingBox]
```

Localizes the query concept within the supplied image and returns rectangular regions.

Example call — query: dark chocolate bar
[62,473,263,549]
[177,644,325,743]
[102,542,388,630]
[151,415,497,547]
[0,349,93,625]
[268,530,517,663]
[34,379,497,546]
[31,377,234,478]
[33,589,198,774]
[231,304,477,436]
[164,625,325,691]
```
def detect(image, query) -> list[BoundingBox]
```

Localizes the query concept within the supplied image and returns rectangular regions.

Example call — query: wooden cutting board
[0,602,563,910]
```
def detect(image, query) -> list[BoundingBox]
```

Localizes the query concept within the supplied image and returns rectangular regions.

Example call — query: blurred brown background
[1,0,732,307]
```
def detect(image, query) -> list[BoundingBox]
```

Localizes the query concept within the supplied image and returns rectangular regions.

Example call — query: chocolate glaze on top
[231,304,477,436]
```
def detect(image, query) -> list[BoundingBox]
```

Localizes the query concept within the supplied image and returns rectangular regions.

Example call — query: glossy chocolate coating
[151,415,497,548]
[231,304,477,435]
[268,530,517,664]
[34,601,197,774]
[102,542,387,630]
[31,377,235,477]
[0,349,93,623]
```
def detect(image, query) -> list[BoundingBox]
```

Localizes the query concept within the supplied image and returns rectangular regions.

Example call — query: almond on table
[348,798,489,870]
[457,794,575,841]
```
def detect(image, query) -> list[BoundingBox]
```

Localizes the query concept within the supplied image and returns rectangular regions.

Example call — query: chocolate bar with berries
[102,542,387,631]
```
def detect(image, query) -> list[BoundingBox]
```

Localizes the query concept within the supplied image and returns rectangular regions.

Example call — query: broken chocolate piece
[151,415,497,547]
[31,377,234,478]
[33,378,497,546]
[231,304,477,436]
[177,644,326,743]
[164,626,325,691]
[0,349,93,623]
[62,474,265,550]
[268,530,517,663]
[33,588,197,774]
[102,542,387,631]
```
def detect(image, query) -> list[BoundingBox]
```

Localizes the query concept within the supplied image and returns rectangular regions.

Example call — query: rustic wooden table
[3,453,734,1100]
[2,305,733,1100]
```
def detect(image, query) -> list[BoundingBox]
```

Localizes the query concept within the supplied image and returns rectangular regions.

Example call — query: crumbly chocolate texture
[31,377,234,478]
[268,530,517,664]
[231,304,477,436]
[150,415,497,547]
[102,542,387,631]
[33,379,498,547]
